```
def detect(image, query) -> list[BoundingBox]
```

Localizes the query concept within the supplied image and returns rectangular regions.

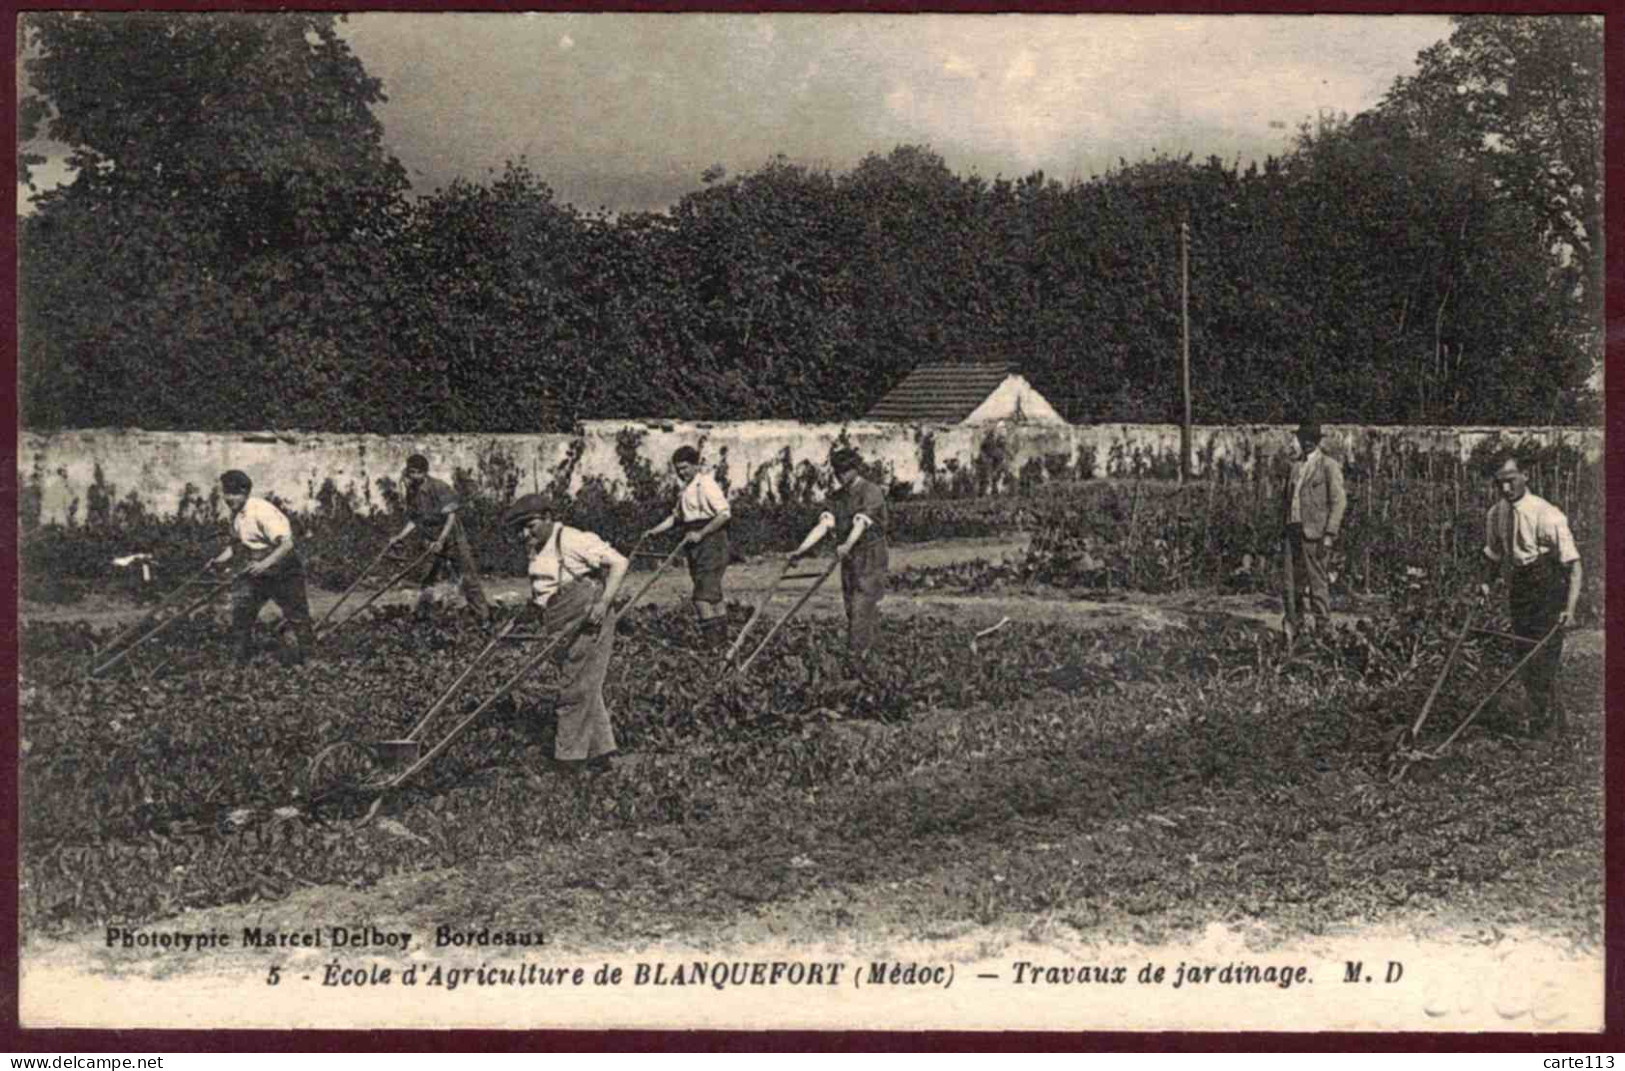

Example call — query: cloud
[558,33,574,51]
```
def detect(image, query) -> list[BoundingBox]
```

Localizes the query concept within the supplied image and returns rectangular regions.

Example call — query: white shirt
[1483,492,1579,568]
[528,523,623,608]
[231,497,293,553]
[1288,449,1320,526]
[677,472,730,523]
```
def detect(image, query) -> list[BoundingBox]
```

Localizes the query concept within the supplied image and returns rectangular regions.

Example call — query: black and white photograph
[13,10,1608,1034]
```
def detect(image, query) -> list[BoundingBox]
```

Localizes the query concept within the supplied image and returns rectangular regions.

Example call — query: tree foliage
[19,12,408,429]
[1379,16,1603,325]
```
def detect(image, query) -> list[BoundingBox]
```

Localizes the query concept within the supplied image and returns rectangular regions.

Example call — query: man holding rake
[1479,454,1581,733]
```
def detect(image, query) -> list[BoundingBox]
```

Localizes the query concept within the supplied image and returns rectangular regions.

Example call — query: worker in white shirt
[643,446,732,648]
[212,470,317,666]
[788,447,890,664]
[1479,454,1582,732]
[502,493,629,769]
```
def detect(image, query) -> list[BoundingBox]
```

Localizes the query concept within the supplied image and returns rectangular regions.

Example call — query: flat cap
[502,493,552,529]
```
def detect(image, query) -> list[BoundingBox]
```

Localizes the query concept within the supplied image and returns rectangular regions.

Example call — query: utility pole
[1180,221,1192,484]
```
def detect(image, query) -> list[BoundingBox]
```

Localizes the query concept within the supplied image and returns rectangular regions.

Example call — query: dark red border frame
[2,0,1619,1053]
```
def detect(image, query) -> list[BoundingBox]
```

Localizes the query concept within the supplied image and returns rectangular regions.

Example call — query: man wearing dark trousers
[789,447,889,669]
[1479,454,1581,733]
[213,470,317,666]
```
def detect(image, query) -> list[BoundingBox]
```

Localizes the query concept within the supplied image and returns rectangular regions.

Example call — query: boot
[288,622,317,665]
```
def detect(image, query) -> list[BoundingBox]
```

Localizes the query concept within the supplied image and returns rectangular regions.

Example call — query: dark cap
[405,454,430,474]
[830,447,862,473]
[671,446,701,467]
[1295,421,1323,442]
[220,470,252,494]
[502,493,552,530]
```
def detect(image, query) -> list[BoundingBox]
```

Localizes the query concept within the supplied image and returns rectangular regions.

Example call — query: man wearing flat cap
[501,493,629,771]
[789,446,890,665]
[1280,420,1346,639]
[388,453,492,627]
[211,469,317,666]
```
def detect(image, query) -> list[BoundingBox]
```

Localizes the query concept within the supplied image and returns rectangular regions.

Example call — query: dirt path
[20,536,1029,625]
[23,533,1604,656]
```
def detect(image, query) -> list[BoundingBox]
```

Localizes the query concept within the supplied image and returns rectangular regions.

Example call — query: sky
[17,13,1455,216]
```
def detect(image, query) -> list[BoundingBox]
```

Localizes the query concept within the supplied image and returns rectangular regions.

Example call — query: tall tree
[1378,16,1603,362]
[19,12,408,429]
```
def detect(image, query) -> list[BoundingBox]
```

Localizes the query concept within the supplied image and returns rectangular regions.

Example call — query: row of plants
[20,430,1602,616]
[892,447,1605,619]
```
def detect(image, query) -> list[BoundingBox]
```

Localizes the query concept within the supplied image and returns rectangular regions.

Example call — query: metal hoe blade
[1391,620,1563,783]
[366,618,593,794]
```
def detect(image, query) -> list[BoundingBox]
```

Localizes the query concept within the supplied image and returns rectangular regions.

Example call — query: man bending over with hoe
[789,447,889,671]
[504,493,629,772]
[643,446,732,649]
[213,470,317,667]
[389,454,492,628]
[1479,453,1581,734]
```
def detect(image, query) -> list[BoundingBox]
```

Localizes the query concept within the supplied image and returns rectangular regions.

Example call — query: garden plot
[18,577,1604,969]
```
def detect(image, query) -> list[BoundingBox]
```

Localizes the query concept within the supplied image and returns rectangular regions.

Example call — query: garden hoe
[1385,602,1476,776]
[718,557,796,671]
[1389,619,1563,784]
[313,538,404,634]
[87,557,218,668]
[307,615,592,803]
[733,553,842,675]
[87,561,249,679]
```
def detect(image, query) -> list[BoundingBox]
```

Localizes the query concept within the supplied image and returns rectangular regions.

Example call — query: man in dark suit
[1281,420,1347,639]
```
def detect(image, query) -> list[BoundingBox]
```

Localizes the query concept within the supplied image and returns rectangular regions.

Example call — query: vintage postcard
[15,10,1606,1035]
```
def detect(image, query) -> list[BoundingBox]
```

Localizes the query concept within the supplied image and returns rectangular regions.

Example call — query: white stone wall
[17,420,1605,525]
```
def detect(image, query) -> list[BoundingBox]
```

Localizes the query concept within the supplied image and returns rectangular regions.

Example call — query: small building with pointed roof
[863,362,1066,424]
